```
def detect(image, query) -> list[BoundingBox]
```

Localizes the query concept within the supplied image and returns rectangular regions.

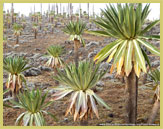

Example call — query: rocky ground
[3,17,160,126]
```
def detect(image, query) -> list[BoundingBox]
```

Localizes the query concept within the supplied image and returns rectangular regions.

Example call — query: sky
[3,3,160,20]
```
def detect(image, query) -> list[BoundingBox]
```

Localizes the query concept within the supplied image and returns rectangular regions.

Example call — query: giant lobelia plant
[63,20,86,67]
[13,23,22,44]
[3,56,30,100]
[52,61,111,121]
[89,3,160,124]
[9,88,57,126]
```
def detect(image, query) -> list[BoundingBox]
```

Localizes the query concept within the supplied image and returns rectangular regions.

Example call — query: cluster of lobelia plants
[3,3,160,126]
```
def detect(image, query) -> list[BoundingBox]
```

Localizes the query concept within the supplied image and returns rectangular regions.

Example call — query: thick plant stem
[16,35,19,44]
[125,67,138,124]
[148,100,160,124]
[52,27,54,34]
[121,77,125,83]
[74,39,80,67]
[51,18,54,24]
[34,29,37,39]
[12,90,18,102]
[54,67,59,85]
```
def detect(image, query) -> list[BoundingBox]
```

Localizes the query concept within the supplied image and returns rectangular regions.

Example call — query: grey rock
[99,62,111,71]
[42,83,51,89]
[19,52,27,57]
[63,118,68,122]
[8,38,13,41]
[13,44,20,49]
[151,60,160,67]
[6,44,12,48]
[65,40,71,44]
[88,50,98,58]
[103,73,114,79]
[19,40,28,44]
[39,56,49,62]
[86,41,100,47]
[23,67,41,76]
[3,71,8,79]
[157,66,160,71]
[142,46,151,55]
[35,48,41,51]
[34,82,52,89]
[39,66,53,72]
[48,89,56,94]
[96,81,105,87]
[154,41,160,48]
[148,55,156,61]
[95,86,104,92]
[3,52,14,57]
[23,82,35,90]
[27,53,34,57]
[32,53,42,59]
[69,50,73,55]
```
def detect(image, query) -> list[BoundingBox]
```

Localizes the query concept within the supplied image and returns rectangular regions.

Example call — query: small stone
[19,52,27,57]
[151,60,160,67]
[95,87,103,92]
[35,48,41,51]
[13,44,20,49]
[63,118,68,122]
[6,44,12,48]
[69,50,73,55]
[87,50,98,58]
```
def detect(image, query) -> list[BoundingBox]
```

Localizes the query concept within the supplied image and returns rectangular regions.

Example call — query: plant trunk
[12,15,14,25]
[87,3,89,20]
[12,91,18,102]
[51,18,53,24]
[16,35,19,44]
[147,100,160,124]
[74,39,80,67]
[121,76,125,83]
[54,67,59,85]
[125,67,138,124]
[34,29,37,39]
[14,17,16,23]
